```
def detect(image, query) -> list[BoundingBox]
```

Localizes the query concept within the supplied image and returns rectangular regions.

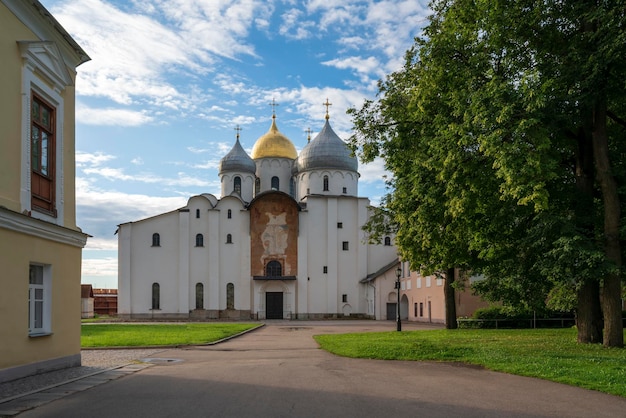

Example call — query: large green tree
[349,0,626,346]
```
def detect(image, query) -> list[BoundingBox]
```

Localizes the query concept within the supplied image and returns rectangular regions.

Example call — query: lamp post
[395,266,402,331]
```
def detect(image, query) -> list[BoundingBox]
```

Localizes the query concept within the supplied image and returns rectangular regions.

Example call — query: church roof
[296,118,357,173]
[219,138,256,174]
[250,116,298,160]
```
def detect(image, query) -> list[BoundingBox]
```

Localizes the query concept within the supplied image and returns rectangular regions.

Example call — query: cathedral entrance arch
[266,292,283,319]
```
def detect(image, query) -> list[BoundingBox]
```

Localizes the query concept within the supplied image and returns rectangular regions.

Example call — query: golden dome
[250,117,297,160]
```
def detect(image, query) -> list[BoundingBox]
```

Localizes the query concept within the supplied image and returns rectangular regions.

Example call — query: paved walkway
[3,321,626,417]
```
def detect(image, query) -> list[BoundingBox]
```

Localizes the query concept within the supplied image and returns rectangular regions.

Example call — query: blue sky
[40,0,430,288]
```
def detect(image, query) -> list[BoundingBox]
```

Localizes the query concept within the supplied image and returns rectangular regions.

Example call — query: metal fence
[457,317,576,329]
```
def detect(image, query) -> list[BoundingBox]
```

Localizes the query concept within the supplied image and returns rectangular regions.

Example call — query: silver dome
[219,139,256,174]
[296,120,358,173]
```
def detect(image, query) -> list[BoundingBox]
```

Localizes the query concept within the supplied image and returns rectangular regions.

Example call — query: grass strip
[81,323,259,348]
[314,328,626,398]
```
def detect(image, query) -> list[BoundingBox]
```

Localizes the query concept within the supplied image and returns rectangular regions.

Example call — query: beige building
[364,262,488,324]
[0,0,89,383]
[400,264,488,324]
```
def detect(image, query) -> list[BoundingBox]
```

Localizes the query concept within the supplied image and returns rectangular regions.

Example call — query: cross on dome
[323,98,332,120]
[234,125,242,140]
[269,98,279,119]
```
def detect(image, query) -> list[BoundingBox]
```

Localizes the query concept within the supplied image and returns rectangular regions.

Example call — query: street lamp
[395,266,402,331]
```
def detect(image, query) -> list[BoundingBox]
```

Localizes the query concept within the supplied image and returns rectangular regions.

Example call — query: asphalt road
[18,321,626,418]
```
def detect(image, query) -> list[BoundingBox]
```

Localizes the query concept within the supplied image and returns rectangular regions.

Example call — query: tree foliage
[349,0,626,346]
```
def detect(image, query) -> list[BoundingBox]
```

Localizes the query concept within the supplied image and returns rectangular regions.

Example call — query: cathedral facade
[117,109,397,319]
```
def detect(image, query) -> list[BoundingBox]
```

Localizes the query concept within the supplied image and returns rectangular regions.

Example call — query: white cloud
[192,160,222,170]
[82,166,211,188]
[187,146,212,154]
[76,177,188,229]
[279,8,315,39]
[49,0,272,109]
[188,142,232,156]
[77,105,155,126]
[76,151,116,167]
[231,115,258,126]
[322,56,384,83]
[358,157,388,184]
[82,256,118,277]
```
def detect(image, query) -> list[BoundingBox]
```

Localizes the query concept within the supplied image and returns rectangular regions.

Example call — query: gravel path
[0,349,165,400]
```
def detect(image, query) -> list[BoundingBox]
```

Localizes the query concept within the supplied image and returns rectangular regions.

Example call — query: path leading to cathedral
[17,321,626,417]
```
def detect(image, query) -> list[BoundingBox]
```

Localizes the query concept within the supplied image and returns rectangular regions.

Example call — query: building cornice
[2,0,90,67]
[0,207,89,248]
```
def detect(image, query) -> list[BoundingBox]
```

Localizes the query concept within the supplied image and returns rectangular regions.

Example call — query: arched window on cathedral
[195,233,204,247]
[255,177,260,195]
[290,178,295,198]
[271,176,279,190]
[226,234,232,244]
[233,176,241,194]
[151,283,160,310]
[195,283,204,309]
[196,209,200,218]
[323,175,329,191]
[384,236,391,246]
[266,260,282,277]
[226,283,234,310]
[227,209,232,219]
[152,233,160,247]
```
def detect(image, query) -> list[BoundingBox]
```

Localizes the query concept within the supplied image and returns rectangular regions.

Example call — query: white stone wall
[255,158,294,195]
[296,169,358,199]
[220,172,255,202]
[118,173,397,320]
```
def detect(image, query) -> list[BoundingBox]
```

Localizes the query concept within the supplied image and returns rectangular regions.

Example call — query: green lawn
[81,323,260,347]
[314,328,626,398]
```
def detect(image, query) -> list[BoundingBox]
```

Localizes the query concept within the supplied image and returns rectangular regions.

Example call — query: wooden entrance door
[266,292,283,319]
[386,303,396,321]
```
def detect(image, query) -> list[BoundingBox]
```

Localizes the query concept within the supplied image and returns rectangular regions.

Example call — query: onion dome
[296,118,357,173]
[250,115,298,160]
[219,136,256,174]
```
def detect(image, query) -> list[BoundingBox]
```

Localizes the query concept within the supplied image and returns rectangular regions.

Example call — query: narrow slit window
[152,283,160,310]
[271,176,279,190]
[195,283,204,309]
[195,233,204,247]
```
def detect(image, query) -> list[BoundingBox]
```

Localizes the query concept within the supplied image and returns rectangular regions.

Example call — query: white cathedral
[117,104,398,320]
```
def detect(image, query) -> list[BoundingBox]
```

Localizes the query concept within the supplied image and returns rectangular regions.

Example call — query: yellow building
[0,0,89,382]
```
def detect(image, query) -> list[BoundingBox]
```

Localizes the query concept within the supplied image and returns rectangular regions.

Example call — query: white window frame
[19,41,69,226]
[29,263,52,336]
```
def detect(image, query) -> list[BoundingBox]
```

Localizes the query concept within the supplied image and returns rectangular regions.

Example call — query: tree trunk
[576,279,603,343]
[592,101,624,347]
[445,267,458,329]
[573,122,603,343]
